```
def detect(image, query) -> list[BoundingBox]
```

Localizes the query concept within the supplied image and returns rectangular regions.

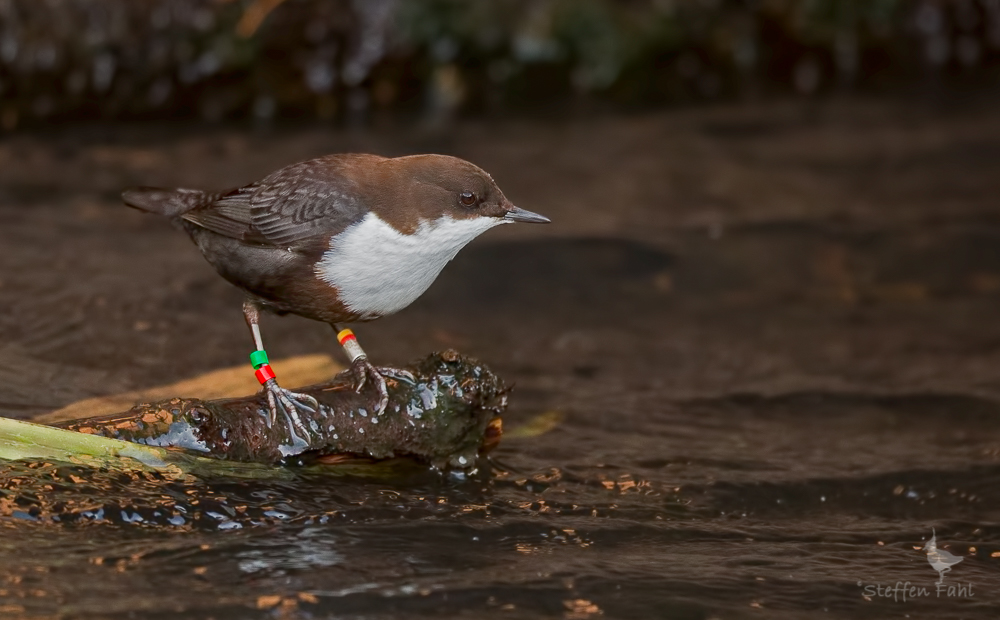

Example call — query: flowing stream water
[2,98,1000,618]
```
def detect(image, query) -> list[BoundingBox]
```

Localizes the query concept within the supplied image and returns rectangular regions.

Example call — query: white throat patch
[316,212,506,318]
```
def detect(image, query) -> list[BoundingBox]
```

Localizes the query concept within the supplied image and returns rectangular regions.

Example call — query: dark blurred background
[0,0,998,129]
[3,1,1000,418]
[3,0,1000,419]
[5,3,1000,618]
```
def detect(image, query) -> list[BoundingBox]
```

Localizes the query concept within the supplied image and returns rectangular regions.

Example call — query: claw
[264,388,277,428]
[376,367,415,383]
[262,379,317,445]
[349,357,390,415]
[349,360,368,392]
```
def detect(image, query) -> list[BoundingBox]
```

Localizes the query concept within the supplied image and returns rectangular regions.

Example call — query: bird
[923,528,963,584]
[123,153,549,446]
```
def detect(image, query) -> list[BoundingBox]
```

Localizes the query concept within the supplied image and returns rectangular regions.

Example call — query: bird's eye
[459,191,477,207]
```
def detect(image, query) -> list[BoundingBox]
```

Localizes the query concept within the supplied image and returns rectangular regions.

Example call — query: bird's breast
[314,212,503,318]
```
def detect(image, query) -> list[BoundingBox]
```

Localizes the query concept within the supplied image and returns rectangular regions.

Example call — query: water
[3,98,1000,618]
[4,400,999,618]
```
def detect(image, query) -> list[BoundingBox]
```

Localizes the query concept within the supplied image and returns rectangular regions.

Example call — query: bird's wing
[180,188,258,240]
[247,160,368,245]
[181,157,369,246]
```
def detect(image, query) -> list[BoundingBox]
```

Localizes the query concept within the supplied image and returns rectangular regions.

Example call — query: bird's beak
[503,205,550,224]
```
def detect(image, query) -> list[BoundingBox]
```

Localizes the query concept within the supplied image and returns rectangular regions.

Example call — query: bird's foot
[348,357,414,415]
[262,379,319,444]
[375,366,416,384]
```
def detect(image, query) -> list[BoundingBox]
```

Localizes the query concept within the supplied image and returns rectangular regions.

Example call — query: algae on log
[57,351,507,469]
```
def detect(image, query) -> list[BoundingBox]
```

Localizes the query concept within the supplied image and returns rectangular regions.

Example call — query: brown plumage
[123,153,549,445]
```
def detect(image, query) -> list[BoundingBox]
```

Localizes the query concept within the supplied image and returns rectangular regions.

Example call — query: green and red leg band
[250,350,275,385]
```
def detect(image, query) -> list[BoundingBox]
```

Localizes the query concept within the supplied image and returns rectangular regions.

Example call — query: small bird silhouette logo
[923,528,963,584]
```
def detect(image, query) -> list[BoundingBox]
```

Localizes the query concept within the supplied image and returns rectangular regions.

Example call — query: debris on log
[56,351,507,469]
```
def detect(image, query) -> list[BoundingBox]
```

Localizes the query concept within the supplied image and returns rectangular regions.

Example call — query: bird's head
[377,154,549,232]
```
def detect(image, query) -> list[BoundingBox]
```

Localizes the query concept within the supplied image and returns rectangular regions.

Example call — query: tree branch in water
[57,351,507,469]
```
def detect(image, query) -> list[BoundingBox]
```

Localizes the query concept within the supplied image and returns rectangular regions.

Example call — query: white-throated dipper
[123,153,549,444]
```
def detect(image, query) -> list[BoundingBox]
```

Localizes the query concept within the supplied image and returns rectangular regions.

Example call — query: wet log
[56,351,506,469]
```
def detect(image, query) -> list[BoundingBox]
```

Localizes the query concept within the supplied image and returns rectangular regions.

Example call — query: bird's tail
[122,187,224,218]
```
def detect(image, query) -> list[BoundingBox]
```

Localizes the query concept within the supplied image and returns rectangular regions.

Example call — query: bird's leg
[333,326,414,415]
[334,326,388,414]
[243,300,318,443]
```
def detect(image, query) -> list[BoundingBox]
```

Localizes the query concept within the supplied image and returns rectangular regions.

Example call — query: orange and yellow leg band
[336,329,367,363]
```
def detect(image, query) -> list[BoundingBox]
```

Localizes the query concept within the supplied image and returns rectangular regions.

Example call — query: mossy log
[56,351,506,469]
